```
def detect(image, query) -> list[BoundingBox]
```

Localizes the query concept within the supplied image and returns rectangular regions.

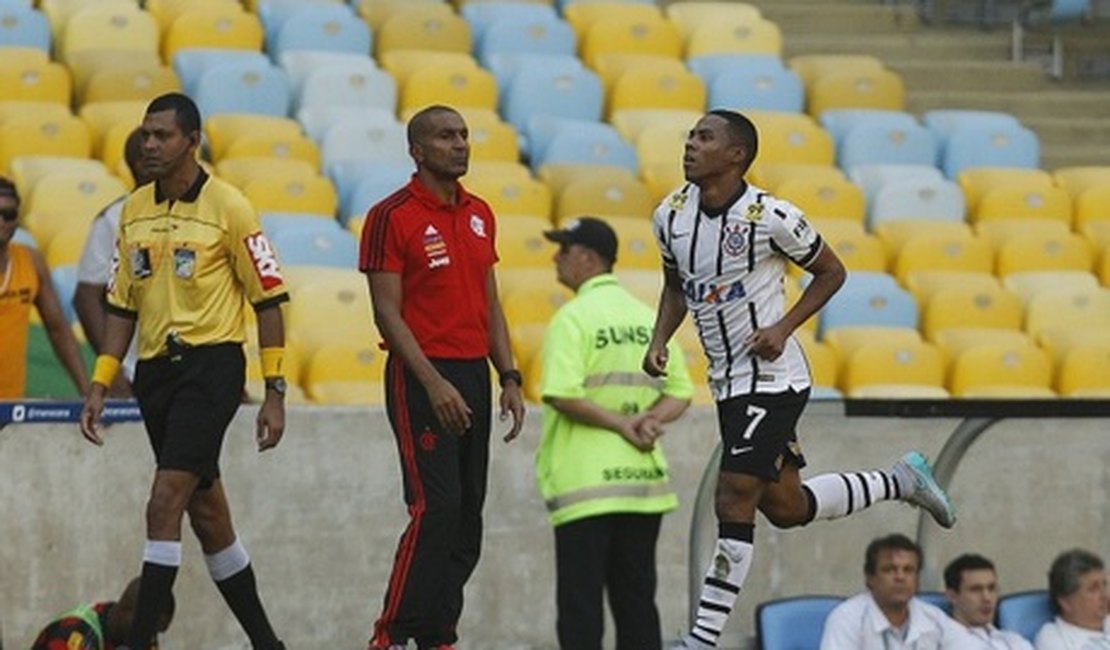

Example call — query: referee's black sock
[207,538,279,649]
[127,541,181,650]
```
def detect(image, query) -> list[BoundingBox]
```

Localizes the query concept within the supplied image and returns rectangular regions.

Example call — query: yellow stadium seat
[41,0,138,41]
[205,115,304,162]
[840,339,947,398]
[592,53,687,92]
[746,111,834,166]
[462,170,551,221]
[784,273,817,335]
[807,69,905,117]
[500,270,572,325]
[920,285,1023,340]
[1024,287,1110,338]
[162,6,264,62]
[893,233,993,284]
[995,233,1093,278]
[379,50,479,87]
[146,0,240,34]
[1074,186,1110,229]
[749,163,845,192]
[1053,165,1110,199]
[283,266,378,362]
[903,270,1001,306]
[956,167,1054,214]
[607,67,706,119]
[563,2,663,40]
[874,221,973,259]
[1036,326,1110,365]
[0,60,71,105]
[641,161,687,204]
[376,8,471,57]
[636,122,688,196]
[580,15,683,69]
[932,327,1032,364]
[214,157,318,192]
[949,342,1054,398]
[303,343,388,405]
[495,215,552,268]
[242,175,338,216]
[555,175,654,223]
[539,164,638,196]
[1002,270,1100,305]
[974,218,1069,252]
[224,133,321,169]
[0,101,71,127]
[45,223,95,268]
[788,54,886,91]
[795,330,839,392]
[97,121,136,172]
[61,5,158,65]
[8,156,111,200]
[973,185,1072,224]
[812,219,887,272]
[1056,344,1110,398]
[604,215,660,270]
[0,113,92,175]
[610,108,701,144]
[1082,219,1110,250]
[81,65,180,105]
[454,108,518,163]
[666,2,762,38]
[775,176,865,222]
[517,323,549,403]
[1100,245,1110,287]
[0,47,49,68]
[357,0,453,32]
[467,160,534,185]
[78,100,146,158]
[21,173,127,249]
[822,326,922,363]
[400,65,497,114]
[67,50,163,97]
[684,16,782,58]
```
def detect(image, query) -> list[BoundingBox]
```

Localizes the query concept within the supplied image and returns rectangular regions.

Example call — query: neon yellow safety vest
[537,274,694,527]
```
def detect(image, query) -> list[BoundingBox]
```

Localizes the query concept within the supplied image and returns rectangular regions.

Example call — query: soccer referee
[80,93,288,650]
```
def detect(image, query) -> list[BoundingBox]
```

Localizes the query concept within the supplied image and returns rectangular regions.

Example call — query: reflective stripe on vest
[545,481,674,513]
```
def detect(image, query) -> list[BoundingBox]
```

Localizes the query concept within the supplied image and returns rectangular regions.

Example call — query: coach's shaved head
[407,105,463,147]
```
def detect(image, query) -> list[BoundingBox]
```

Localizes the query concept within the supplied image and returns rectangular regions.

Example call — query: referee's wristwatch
[264,377,287,396]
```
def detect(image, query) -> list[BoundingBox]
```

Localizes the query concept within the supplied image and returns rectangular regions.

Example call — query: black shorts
[133,343,245,489]
[716,388,810,480]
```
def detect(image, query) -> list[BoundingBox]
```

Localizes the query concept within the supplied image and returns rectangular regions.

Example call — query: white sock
[803,469,902,521]
[205,537,251,582]
[688,525,754,648]
[142,540,182,568]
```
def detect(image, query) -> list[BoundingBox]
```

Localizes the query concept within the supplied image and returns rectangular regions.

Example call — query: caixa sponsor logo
[683,279,746,305]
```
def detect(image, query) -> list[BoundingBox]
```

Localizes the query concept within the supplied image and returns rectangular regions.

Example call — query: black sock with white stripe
[687,522,754,648]
[802,469,903,522]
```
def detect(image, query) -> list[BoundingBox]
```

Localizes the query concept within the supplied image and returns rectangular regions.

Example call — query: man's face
[947,568,998,627]
[1059,568,1110,631]
[411,110,470,180]
[683,114,746,185]
[553,242,588,290]
[139,109,197,180]
[0,193,18,246]
[867,549,920,612]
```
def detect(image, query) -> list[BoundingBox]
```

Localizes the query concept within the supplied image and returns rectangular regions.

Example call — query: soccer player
[642,109,957,649]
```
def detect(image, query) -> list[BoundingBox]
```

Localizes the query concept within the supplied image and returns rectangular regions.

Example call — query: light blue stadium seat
[50,265,78,324]
[940,121,1040,179]
[533,120,638,175]
[922,109,1022,140]
[501,62,603,139]
[708,64,804,113]
[688,53,784,86]
[173,49,271,97]
[478,15,576,69]
[261,212,343,238]
[557,0,655,9]
[295,64,396,115]
[868,177,966,228]
[0,5,50,52]
[270,225,358,268]
[257,0,334,45]
[298,106,392,144]
[328,158,413,222]
[997,590,1053,642]
[279,50,378,95]
[916,591,952,614]
[462,2,559,47]
[344,161,415,222]
[838,121,939,170]
[269,4,371,60]
[820,109,920,146]
[487,52,584,103]
[195,60,292,119]
[819,271,918,336]
[320,114,409,170]
[756,595,843,650]
[849,163,945,204]
[13,227,37,248]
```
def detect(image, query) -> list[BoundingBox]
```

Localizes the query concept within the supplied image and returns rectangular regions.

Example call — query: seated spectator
[944,553,1033,649]
[1035,548,1110,650]
[821,533,975,649]
[31,577,174,649]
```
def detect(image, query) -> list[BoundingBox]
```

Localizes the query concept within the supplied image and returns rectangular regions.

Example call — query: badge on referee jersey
[173,248,196,279]
[131,248,152,279]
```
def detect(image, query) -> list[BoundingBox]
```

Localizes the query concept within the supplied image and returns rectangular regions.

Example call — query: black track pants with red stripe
[371,355,492,649]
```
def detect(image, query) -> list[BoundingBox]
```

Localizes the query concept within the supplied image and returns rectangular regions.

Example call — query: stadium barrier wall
[2,403,1108,649]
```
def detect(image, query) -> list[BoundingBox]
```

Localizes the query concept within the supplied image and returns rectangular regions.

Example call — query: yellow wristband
[260,346,285,379]
[91,355,121,388]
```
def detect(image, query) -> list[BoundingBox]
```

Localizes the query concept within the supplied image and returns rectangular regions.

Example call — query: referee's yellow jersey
[106,171,289,360]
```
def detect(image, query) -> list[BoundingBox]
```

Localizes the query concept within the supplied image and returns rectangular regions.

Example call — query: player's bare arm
[644,265,687,377]
[80,312,135,445]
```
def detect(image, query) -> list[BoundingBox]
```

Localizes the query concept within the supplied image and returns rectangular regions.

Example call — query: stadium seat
[0,112,91,175]
[8,155,109,199]
[320,113,409,169]
[687,53,780,86]
[974,185,1072,224]
[534,121,638,176]
[476,13,575,69]
[837,122,938,170]
[940,122,1040,179]
[610,108,700,144]
[932,328,1032,367]
[949,342,1054,398]
[789,54,886,92]
[82,65,180,105]
[840,339,948,398]
[194,60,292,119]
[255,0,344,40]
[975,218,1070,253]
[500,269,572,325]
[774,176,865,222]
[243,332,307,403]
[707,63,804,113]
[539,163,638,198]
[607,67,706,119]
[956,167,1054,215]
[487,52,583,102]
[849,163,943,204]
[684,16,782,58]
[44,222,89,268]
[241,174,337,216]
[356,0,452,33]
[494,215,553,269]
[461,2,559,47]
[269,4,370,60]
[172,49,269,97]
[335,158,414,222]
[376,8,471,57]
[216,157,316,192]
[822,325,922,364]
[795,330,840,393]
[562,2,662,40]
[902,269,1000,307]
[1074,185,1110,229]
[875,222,974,261]
[1056,343,1110,397]
[995,233,1093,277]
[1024,287,1110,337]
[297,105,384,144]
[922,109,1022,141]
[1004,269,1100,307]
[1082,218,1110,251]
[162,6,264,63]
[666,2,762,39]
[378,50,479,88]
[745,111,834,166]
[302,343,387,406]
[0,59,71,105]
[1054,165,1110,198]
[146,0,239,34]
[463,171,551,222]
[996,590,1053,642]
[751,163,845,193]
[0,5,51,52]
[440,107,518,163]
[592,53,687,93]
[867,178,967,230]
[893,233,993,284]
[500,65,603,145]
[270,226,357,268]
[0,45,48,68]
[1037,325,1110,364]
[920,285,1023,340]
[818,271,917,336]
[21,173,126,250]
[283,266,377,361]
[807,69,906,117]
[295,64,397,115]
[592,215,659,270]
[580,15,683,68]
[60,4,157,65]
[95,120,140,172]
[223,133,320,169]
[820,109,919,146]
[280,51,374,95]
[756,595,843,650]
[399,64,497,115]
[261,211,342,236]
[555,175,653,223]
[813,220,887,272]
[205,114,303,162]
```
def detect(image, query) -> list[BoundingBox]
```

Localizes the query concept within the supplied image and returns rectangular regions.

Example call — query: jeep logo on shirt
[244,232,283,290]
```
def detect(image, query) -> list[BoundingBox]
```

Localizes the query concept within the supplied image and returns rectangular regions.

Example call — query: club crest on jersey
[667,191,689,210]
[722,223,749,257]
[423,224,451,268]
[745,201,765,222]
[469,214,486,238]
[244,232,283,291]
[173,248,196,279]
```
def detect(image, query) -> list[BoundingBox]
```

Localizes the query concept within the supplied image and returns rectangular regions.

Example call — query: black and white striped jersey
[652,182,824,400]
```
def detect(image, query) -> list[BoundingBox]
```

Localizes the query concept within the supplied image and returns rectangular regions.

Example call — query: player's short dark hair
[864,533,922,576]
[0,176,19,207]
[407,104,462,147]
[944,553,995,590]
[1048,548,1104,614]
[708,109,759,167]
[146,92,202,137]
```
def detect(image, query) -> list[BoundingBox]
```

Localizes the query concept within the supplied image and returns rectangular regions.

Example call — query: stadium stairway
[719,0,1110,170]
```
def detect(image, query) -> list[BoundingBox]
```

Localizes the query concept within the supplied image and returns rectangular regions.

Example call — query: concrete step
[1026,116,1110,147]
[757,4,921,34]
[784,31,1011,61]
[907,89,1110,119]
[1042,144,1110,171]
[889,59,1053,93]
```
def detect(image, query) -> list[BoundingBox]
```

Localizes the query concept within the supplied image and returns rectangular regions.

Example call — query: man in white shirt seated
[1035,548,1110,650]
[944,553,1033,649]
[821,533,975,650]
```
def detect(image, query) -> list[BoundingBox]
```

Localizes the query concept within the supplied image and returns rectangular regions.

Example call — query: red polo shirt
[359,176,498,359]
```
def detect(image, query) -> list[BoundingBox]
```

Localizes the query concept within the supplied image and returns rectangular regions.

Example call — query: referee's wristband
[260,346,285,379]
[499,368,523,388]
[91,354,121,388]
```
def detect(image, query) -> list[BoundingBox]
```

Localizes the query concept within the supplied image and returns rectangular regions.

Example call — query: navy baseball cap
[543,217,618,264]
